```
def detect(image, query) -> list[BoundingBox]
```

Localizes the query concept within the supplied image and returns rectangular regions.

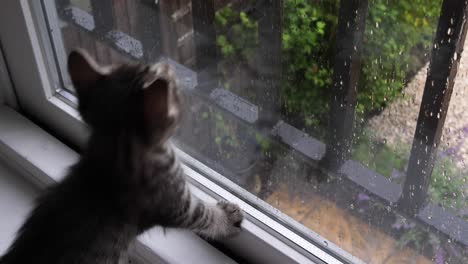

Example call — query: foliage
[358,0,442,115]
[215,4,258,69]
[281,0,338,126]
[352,130,408,178]
[352,130,468,212]
[214,0,442,129]
[429,158,467,210]
[396,225,427,251]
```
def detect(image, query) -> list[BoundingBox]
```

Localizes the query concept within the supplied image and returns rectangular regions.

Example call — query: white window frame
[0,1,362,263]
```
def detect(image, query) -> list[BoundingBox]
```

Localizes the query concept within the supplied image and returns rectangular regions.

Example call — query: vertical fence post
[256,0,283,126]
[191,0,218,90]
[135,0,162,62]
[322,0,368,171]
[55,0,70,19]
[90,0,114,35]
[398,0,468,215]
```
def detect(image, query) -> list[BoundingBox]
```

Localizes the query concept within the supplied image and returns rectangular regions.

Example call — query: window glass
[43,0,468,262]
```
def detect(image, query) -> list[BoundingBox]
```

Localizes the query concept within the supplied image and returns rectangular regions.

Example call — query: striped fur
[0,50,242,264]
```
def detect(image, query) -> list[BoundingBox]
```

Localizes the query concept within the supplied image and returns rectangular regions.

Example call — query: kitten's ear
[143,78,171,127]
[67,49,103,98]
[143,73,178,133]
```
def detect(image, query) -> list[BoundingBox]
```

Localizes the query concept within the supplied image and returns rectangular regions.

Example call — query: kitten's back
[0,166,137,264]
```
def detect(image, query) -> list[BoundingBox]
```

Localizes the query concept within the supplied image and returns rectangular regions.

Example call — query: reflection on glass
[45,0,467,263]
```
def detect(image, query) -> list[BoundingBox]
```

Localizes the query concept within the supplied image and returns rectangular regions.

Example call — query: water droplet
[437,113,440,119]
[428,215,432,220]
[447,28,453,35]
[376,22,379,28]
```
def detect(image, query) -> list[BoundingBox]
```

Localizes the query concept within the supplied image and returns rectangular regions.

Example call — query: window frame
[0,0,363,263]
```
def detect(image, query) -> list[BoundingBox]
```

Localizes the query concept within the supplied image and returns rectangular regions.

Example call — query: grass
[352,130,468,214]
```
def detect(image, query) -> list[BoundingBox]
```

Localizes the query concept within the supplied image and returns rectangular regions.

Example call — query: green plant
[352,130,468,213]
[281,0,338,128]
[215,0,442,133]
[352,130,408,178]
[215,4,258,67]
[397,225,427,251]
[429,158,467,211]
[357,0,441,115]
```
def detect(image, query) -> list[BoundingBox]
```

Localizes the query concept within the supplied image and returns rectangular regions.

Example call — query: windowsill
[0,105,347,264]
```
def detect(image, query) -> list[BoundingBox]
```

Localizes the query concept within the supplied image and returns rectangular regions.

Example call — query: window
[1,0,467,263]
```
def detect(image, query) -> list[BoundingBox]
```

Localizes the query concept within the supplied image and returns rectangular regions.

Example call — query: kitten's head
[67,49,181,145]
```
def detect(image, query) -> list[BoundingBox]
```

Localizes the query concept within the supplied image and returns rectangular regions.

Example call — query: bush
[352,130,468,214]
[215,0,442,131]
[357,0,441,116]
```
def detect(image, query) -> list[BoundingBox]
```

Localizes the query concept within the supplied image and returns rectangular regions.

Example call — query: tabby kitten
[0,50,243,264]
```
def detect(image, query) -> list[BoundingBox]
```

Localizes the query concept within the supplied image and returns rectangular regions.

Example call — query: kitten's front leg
[175,187,243,240]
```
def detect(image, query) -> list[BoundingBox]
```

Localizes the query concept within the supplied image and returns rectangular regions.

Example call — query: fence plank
[256,0,282,126]
[55,0,70,18]
[398,0,468,214]
[134,0,162,62]
[90,0,114,35]
[191,0,218,89]
[322,0,368,171]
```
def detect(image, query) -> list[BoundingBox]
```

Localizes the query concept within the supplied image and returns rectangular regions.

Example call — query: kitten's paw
[217,201,243,237]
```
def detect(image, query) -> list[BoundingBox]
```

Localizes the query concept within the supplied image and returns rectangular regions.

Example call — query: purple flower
[462,125,468,134]
[390,169,403,180]
[357,193,370,202]
[434,247,445,264]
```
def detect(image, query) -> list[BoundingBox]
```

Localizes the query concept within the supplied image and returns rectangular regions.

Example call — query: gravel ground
[367,41,468,169]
